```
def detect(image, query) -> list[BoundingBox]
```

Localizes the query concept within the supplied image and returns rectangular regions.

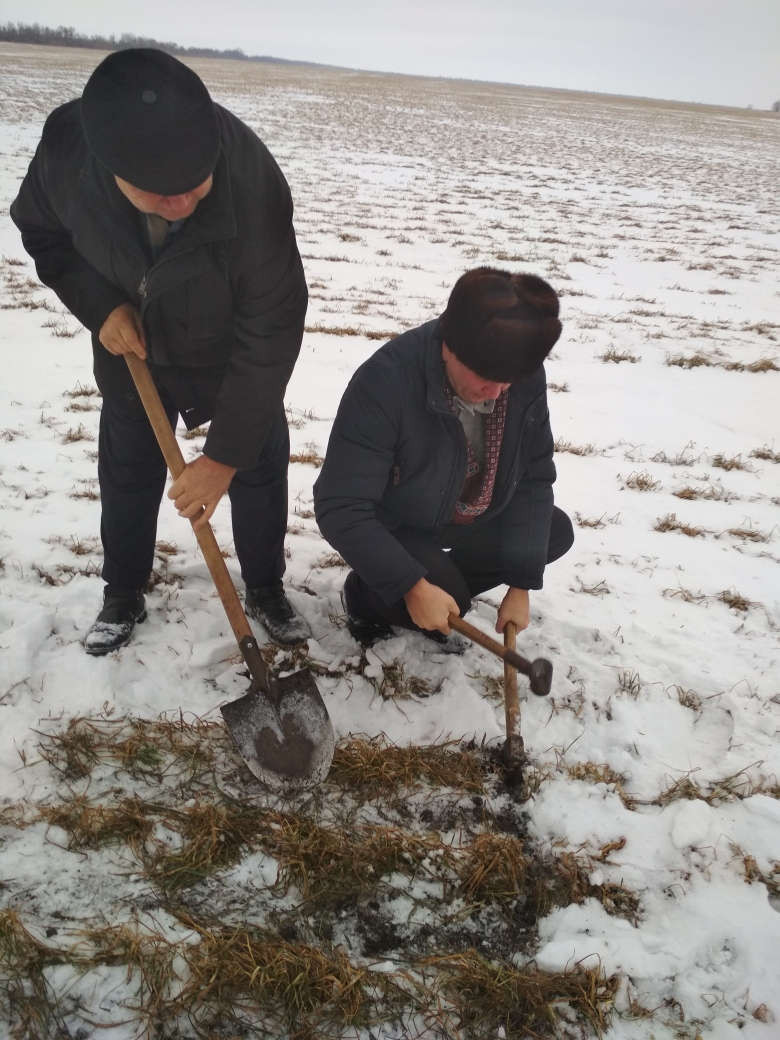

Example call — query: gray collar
[453,395,496,416]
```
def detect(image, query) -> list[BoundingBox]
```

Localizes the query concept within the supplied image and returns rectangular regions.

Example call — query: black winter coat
[10,100,307,470]
[313,320,556,606]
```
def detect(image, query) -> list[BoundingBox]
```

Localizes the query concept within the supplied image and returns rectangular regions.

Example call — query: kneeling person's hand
[168,455,237,530]
[496,587,530,634]
[404,578,460,634]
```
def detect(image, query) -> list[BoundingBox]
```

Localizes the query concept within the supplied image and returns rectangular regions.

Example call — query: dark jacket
[313,320,556,605]
[10,99,307,470]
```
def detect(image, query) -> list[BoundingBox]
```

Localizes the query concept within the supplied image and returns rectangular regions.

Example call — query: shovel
[125,353,335,789]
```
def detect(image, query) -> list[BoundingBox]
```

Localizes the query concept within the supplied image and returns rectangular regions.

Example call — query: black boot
[85,587,146,656]
[340,581,394,648]
[420,628,467,655]
[345,612,395,648]
[245,582,311,646]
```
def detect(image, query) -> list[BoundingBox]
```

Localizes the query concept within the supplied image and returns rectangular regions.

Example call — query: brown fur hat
[440,268,562,382]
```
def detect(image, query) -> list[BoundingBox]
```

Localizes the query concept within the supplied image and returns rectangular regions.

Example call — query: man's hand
[167,455,237,530]
[404,577,460,634]
[496,587,530,634]
[99,303,147,359]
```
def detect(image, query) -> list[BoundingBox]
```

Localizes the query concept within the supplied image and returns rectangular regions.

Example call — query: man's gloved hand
[168,455,237,530]
[99,303,147,359]
[496,587,530,634]
[404,577,460,634]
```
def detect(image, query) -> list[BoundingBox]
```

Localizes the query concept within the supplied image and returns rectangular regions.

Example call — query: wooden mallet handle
[503,620,521,738]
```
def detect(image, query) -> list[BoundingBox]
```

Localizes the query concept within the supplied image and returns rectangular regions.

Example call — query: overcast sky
[3,0,779,109]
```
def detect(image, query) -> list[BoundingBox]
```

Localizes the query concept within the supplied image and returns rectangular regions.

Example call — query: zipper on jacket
[137,248,189,311]
[491,387,547,504]
[434,414,469,527]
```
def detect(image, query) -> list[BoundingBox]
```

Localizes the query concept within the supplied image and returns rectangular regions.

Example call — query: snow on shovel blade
[221,669,335,789]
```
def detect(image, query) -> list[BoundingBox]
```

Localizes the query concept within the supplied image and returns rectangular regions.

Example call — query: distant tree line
[0,22,304,65]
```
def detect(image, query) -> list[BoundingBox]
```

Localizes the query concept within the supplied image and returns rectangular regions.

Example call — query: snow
[671,799,715,849]
[1,41,779,1039]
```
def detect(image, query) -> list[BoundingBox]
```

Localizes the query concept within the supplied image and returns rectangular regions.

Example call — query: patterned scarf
[444,385,509,524]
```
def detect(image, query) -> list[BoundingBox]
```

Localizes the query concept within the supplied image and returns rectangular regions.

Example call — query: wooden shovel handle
[124,353,270,691]
[447,613,533,676]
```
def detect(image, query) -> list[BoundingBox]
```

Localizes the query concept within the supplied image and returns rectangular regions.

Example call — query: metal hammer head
[529,657,553,696]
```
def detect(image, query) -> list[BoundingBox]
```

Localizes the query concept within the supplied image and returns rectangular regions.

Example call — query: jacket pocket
[187,270,234,338]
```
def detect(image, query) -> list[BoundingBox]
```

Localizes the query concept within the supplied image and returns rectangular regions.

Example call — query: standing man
[12,48,311,654]
[314,268,573,646]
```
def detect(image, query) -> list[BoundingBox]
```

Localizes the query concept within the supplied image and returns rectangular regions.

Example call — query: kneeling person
[313,268,573,645]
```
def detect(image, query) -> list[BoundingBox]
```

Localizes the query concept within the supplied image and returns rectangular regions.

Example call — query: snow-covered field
[1,42,779,1039]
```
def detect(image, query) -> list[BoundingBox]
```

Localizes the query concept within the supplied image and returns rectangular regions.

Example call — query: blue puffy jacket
[314,319,556,606]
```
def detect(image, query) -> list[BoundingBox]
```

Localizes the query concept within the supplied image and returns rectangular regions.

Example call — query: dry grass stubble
[0,716,631,1038]
[0,905,618,1040]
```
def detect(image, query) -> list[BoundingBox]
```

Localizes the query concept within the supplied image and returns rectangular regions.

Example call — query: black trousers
[345,506,574,631]
[94,350,288,592]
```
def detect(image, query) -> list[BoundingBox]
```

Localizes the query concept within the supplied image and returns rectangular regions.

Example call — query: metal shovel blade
[220,669,335,789]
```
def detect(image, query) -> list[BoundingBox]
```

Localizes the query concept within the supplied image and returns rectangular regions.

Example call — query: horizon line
[0,30,776,115]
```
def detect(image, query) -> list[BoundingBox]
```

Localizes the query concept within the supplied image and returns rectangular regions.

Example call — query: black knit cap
[81,48,221,195]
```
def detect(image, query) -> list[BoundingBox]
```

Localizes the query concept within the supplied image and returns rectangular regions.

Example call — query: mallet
[447,613,553,697]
